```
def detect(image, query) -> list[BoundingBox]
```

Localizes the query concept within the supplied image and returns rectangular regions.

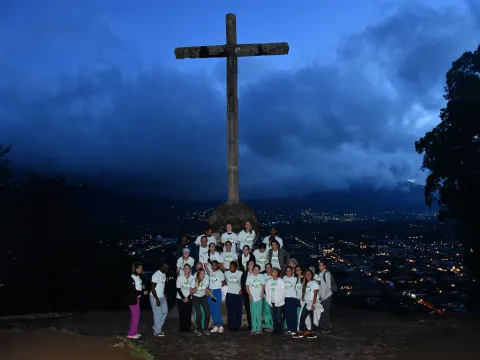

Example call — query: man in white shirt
[197,236,209,264]
[263,227,283,250]
[221,223,238,253]
[316,260,333,333]
[238,221,256,252]
[150,261,169,336]
[195,228,217,246]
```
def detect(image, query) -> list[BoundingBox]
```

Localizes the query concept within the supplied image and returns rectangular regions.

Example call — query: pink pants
[128,297,140,336]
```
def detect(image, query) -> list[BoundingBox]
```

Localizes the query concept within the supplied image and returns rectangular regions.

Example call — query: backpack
[323,271,338,293]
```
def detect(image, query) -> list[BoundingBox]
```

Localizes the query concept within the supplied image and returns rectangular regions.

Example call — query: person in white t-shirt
[176,263,195,332]
[203,243,221,272]
[246,264,265,334]
[176,248,195,276]
[126,262,148,339]
[190,268,215,335]
[205,260,225,333]
[253,243,268,272]
[265,267,285,334]
[262,227,284,250]
[294,269,319,339]
[221,241,236,271]
[238,221,256,253]
[150,262,169,337]
[197,236,209,264]
[262,263,273,331]
[283,266,299,335]
[225,261,243,331]
[195,228,217,246]
[221,223,238,253]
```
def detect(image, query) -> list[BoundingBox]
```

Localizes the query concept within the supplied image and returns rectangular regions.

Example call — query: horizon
[1,0,479,199]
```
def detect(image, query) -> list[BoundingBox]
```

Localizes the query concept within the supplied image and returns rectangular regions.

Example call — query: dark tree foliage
[0,146,130,315]
[415,45,480,281]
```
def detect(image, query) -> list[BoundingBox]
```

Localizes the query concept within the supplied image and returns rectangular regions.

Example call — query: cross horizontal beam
[174,42,289,59]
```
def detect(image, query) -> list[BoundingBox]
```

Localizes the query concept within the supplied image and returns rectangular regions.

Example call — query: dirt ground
[1,307,479,360]
[0,330,140,360]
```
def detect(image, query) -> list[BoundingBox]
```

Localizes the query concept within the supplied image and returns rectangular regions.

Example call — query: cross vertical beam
[226,13,239,203]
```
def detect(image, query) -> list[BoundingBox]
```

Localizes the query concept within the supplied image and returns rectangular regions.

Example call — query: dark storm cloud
[0,1,479,199]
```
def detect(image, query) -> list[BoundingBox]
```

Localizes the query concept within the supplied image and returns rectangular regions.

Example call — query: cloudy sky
[0,0,479,200]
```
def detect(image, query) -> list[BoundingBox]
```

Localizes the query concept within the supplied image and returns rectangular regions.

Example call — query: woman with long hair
[190,268,214,336]
[241,260,255,330]
[176,263,195,332]
[294,269,318,339]
[204,242,221,272]
[126,262,148,339]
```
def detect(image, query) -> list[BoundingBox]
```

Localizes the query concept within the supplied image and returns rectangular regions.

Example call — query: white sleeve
[151,272,161,284]
[278,237,283,248]
[176,258,182,268]
[262,237,268,244]
[195,235,201,245]
[176,277,182,288]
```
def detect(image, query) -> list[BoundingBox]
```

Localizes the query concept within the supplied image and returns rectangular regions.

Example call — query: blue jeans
[209,288,223,326]
[226,293,243,330]
[150,296,168,334]
[284,297,298,333]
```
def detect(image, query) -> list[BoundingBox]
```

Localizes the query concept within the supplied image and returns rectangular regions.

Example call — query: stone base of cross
[209,201,259,241]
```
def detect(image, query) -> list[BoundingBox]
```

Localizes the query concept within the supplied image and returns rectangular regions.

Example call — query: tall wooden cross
[175,13,289,203]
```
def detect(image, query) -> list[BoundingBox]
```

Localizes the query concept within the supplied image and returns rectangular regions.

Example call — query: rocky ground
[1,306,478,360]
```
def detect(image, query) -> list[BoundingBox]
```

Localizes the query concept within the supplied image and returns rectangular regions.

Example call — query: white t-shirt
[263,236,284,250]
[303,280,320,302]
[221,251,237,269]
[176,274,195,299]
[246,274,265,302]
[176,256,195,276]
[283,275,297,298]
[150,270,166,299]
[221,232,238,252]
[203,251,221,264]
[238,230,256,251]
[271,250,281,269]
[198,246,209,263]
[295,277,303,299]
[225,270,243,294]
[131,274,142,291]
[253,249,268,272]
[240,254,250,270]
[192,275,209,297]
[208,269,225,290]
[195,235,217,246]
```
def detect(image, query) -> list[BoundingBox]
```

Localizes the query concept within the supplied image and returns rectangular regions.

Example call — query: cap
[182,248,190,254]
[289,258,298,265]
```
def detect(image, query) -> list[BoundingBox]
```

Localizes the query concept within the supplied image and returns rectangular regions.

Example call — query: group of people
[126,222,333,340]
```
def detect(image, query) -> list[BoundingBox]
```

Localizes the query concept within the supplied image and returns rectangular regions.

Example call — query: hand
[195,279,199,287]
[311,304,316,311]
[156,299,160,307]
[249,295,253,301]
[238,290,243,296]
[143,291,148,296]
[260,294,264,299]
[183,298,189,303]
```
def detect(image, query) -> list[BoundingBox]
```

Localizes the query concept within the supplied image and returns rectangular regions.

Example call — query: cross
[174,13,289,203]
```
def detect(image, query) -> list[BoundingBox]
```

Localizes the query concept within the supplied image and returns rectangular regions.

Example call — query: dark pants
[243,292,252,328]
[284,297,298,333]
[226,293,243,330]
[192,295,211,330]
[299,306,313,332]
[271,303,283,334]
[177,299,192,331]
[320,296,332,330]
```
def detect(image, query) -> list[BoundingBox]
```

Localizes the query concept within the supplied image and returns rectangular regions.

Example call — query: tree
[415,44,480,282]
[0,144,12,185]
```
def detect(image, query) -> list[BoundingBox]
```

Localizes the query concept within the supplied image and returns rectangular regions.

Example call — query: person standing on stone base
[198,236,209,265]
[221,223,238,253]
[150,261,169,337]
[221,241,236,271]
[225,261,243,331]
[241,260,255,330]
[238,221,256,254]
[253,243,268,272]
[195,228,217,246]
[262,263,273,332]
[176,263,195,332]
[246,264,265,334]
[265,267,285,335]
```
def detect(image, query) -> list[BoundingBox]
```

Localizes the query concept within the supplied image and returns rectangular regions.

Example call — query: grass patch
[112,337,154,360]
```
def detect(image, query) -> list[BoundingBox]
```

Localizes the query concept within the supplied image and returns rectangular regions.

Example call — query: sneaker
[127,334,140,339]
[264,328,273,332]
[292,333,304,339]
[153,332,165,337]
[211,326,219,333]
[250,330,256,335]
[307,333,317,339]
[218,326,224,333]
[194,329,202,336]
[134,334,142,338]
[203,330,210,336]
[321,328,331,334]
